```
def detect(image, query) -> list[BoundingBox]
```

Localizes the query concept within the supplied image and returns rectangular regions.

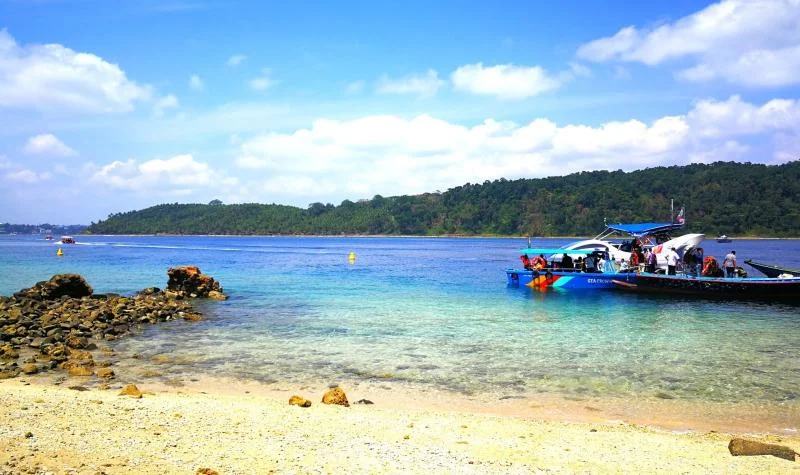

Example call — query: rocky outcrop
[166,266,227,300]
[321,387,349,407]
[14,274,93,300]
[0,274,204,381]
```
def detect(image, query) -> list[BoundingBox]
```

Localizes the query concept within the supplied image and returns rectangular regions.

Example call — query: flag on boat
[676,207,685,225]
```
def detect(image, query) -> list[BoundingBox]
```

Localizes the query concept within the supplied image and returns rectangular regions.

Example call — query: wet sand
[1,379,797,474]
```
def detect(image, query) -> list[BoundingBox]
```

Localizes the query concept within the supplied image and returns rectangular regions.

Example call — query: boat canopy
[596,222,684,239]
[519,248,597,255]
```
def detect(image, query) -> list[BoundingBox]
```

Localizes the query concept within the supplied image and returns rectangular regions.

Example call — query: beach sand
[1,379,797,474]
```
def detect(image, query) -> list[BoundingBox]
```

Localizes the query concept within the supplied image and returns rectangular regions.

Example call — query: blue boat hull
[506,269,636,289]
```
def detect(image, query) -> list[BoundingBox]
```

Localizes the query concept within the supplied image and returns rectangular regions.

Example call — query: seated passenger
[520,254,532,270]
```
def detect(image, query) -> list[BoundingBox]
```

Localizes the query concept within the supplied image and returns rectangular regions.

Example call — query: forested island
[86,161,800,237]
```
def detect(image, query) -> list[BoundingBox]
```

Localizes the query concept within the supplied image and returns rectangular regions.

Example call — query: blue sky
[1,0,799,223]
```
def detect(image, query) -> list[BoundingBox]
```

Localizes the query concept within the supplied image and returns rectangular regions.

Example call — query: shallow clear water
[1,235,799,414]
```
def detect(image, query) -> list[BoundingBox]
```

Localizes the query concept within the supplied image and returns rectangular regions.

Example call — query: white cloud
[153,94,179,117]
[345,80,365,95]
[687,95,800,138]
[89,154,229,191]
[0,28,152,113]
[376,70,444,97]
[576,0,800,87]
[5,169,52,183]
[451,63,563,99]
[227,54,247,66]
[229,95,800,204]
[250,69,277,91]
[189,74,205,91]
[23,134,78,157]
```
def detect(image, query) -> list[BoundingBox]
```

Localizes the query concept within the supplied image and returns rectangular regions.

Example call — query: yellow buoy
[56,248,63,257]
[348,252,356,264]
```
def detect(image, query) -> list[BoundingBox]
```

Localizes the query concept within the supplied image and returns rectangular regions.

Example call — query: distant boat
[60,236,76,244]
[45,234,53,240]
[717,235,732,243]
[745,259,800,278]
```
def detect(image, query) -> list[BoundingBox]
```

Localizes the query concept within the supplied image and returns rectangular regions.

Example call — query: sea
[1,234,799,433]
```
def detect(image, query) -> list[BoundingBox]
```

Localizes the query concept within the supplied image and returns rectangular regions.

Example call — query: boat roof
[519,248,597,255]
[598,222,684,238]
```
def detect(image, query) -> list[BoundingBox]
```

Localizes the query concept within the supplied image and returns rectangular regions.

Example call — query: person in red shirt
[520,254,532,270]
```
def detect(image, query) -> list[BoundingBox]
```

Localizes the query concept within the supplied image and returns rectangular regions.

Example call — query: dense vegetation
[86,161,800,237]
[0,223,87,235]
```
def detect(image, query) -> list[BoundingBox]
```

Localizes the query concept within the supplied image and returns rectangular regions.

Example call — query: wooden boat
[744,259,800,278]
[612,273,800,301]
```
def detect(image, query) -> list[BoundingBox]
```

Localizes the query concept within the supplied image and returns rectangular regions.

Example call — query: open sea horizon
[2,234,799,433]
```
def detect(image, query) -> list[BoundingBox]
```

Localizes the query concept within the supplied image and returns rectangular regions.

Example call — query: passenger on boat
[532,254,547,270]
[520,254,532,271]
[584,254,596,273]
[695,247,704,277]
[629,251,640,270]
[576,257,584,272]
[561,253,574,272]
[702,256,724,277]
[645,249,656,273]
[597,254,606,273]
[723,250,737,278]
[666,247,679,275]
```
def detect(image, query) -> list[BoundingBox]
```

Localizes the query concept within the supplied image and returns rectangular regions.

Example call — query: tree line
[85,161,800,237]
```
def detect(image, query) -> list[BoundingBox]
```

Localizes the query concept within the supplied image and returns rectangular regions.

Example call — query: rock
[67,366,93,377]
[0,344,19,360]
[166,266,226,299]
[65,335,88,349]
[21,364,38,375]
[321,387,350,407]
[17,274,93,300]
[207,290,227,301]
[354,399,374,405]
[288,395,312,407]
[119,384,143,398]
[729,438,798,461]
[196,469,219,475]
[95,368,115,379]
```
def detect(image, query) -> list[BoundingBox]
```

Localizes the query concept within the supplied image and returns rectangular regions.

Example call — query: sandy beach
[1,379,797,474]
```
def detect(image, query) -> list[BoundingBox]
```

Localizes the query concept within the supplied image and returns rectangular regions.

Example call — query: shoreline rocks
[166,266,227,300]
[0,271,219,381]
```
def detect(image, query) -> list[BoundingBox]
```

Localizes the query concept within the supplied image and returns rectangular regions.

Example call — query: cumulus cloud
[576,0,800,87]
[376,70,444,97]
[451,63,563,99]
[250,69,277,91]
[227,54,247,66]
[153,94,179,117]
[189,74,205,91]
[230,95,800,202]
[23,134,78,157]
[89,154,234,192]
[0,28,152,113]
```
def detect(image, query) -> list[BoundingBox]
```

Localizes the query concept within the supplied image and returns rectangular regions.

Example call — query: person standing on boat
[520,254,532,270]
[666,247,679,275]
[695,247,704,277]
[723,250,737,278]
[645,248,657,273]
[561,253,574,272]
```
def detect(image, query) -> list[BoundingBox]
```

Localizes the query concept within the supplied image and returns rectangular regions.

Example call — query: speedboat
[717,235,732,243]
[60,236,76,244]
[506,222,704,290]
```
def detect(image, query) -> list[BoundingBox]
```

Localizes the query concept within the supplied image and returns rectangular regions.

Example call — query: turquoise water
[1,235,799,416]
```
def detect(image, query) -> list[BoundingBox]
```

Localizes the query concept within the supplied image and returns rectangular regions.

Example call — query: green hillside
[85,161,800,237]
